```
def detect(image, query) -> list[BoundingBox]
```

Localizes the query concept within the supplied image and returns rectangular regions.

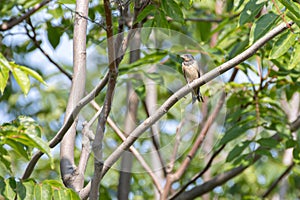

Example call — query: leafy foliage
[0,0,300,199]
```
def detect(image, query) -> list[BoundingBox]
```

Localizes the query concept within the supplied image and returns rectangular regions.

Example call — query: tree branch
[22,72,109,180]
[262,162,295,198]
[0,0,52,31]
[60,0,89,191]
[98,22,293,181]
[162,92,227,199]
[107,116,163,194]
[25,18,72,80]
[174,165,248,200]
[169,144,226,200]
[90,0,118,198]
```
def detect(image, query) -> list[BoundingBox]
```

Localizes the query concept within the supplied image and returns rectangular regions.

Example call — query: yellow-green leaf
[269,31,297,60]
[18,65,47,85]
[289,40,300,70]
[11,64,30,95]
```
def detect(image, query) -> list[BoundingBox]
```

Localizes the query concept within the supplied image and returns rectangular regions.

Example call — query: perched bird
[181,54,204,103]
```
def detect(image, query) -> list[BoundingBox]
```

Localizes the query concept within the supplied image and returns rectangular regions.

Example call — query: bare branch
[169,144,226,200]
[77,109,101,177]
[161,92,226,199]
[174,165,248,200]
[60,0,89,191]
[22,72,109,180]
[167,119,185,173]
[262,162,295,198]
[0,0,52,31]
[90,0,118,198]
[25,18,72,80]
[107,117,163,194]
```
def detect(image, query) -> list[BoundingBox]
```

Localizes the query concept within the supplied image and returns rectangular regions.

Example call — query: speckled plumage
[181,54,204,103]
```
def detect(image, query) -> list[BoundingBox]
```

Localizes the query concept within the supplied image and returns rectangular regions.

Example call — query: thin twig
[161,92,226,199]
[25,18,72,80]
[107,116,163,194]
[60,3,107,30]
[262,162,295,198]
[167,119,185,173]
[169,144,225,200]
[0,0,52,31]
[142,100,167,176]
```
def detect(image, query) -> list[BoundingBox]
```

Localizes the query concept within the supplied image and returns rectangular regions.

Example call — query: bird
[180,54,204,103]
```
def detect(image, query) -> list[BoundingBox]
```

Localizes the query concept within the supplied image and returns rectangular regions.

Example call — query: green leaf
[11,63,30,95]
[34,183,52,200]
[228,38,249,59]
[289,41,300,69]
[135,4,155,24]
[0,61,9,94]
[22,180,35,200]
[4,178,16,199]
[119,51,166,73]
[239,0,266,26]
[5,138,30,160]
[226,141,250,162]
[182,0,193,9]
[58,0,75,4]
[278,0,300,19]
[269,31,297,59]
[220,116,256,145]
[0,53,12,94]
[293,144,300,164]
[18,66,46,85]
[195,21,212,42]
[154,10,169,28]
[67,189,81,200]
[249,12,279,44]
[286,11,300,29]
[47,24,62,49]
[161,0,184,23]
[257,137,279,148]
[141,20,154,44]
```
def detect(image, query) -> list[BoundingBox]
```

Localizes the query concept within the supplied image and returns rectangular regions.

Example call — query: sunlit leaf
[250,12,279,44]
[278,0,300,19]
[11,63,30,95]
[289,41,300,70]
[269,31,297,59]
[239,0,266,26]
[18,66,46,85]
